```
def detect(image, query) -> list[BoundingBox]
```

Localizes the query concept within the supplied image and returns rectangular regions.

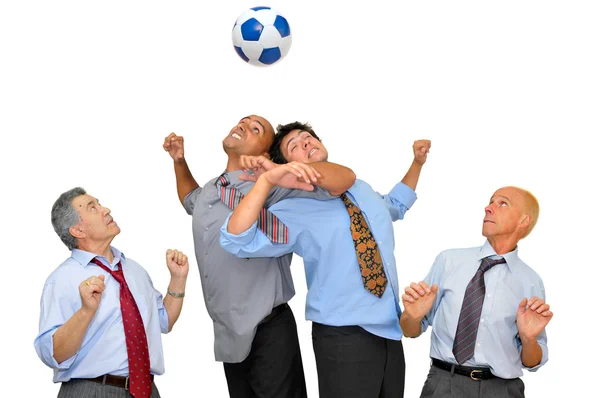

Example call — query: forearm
[400,312,423,338]
[401,160,423,191]
[227,174,273,234]
[173,158,199,206]
[310,162,356,195]
[163,276,187,332]
[52,308,95,364]
[520,335,543,367]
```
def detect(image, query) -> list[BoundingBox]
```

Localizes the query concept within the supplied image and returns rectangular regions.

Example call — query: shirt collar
[478,240,519,271]
[72,246,126,270]
[219,170,249,185]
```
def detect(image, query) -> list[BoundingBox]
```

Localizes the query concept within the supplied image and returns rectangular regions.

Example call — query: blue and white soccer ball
[232,6,292,67]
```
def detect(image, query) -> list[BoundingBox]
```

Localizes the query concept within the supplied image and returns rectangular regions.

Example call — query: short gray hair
[51,187,86,250]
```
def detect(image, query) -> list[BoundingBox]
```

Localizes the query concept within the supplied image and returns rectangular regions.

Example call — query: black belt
[80,374,154,390]
[432,358,496,380]
[259,303,288,325]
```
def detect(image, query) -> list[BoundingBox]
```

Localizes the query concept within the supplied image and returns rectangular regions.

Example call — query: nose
[102,206,111,216]
[302,136,310,149]
[485,204,493,215]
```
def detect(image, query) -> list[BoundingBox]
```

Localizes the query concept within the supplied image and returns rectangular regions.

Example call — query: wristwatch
[168,290,185,298]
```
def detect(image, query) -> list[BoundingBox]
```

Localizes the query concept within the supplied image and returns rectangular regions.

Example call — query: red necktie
[91,258,152,398]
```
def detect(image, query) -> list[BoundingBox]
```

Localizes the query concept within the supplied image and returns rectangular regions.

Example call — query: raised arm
[50,276,106,364]
[163,133,200,206]
[239,155,355,196]
[401,139,431,191]
[227,162,319,235]
[309,161,355,196]
[162,249,189,332]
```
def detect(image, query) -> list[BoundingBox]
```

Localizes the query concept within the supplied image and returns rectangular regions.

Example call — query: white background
[1,1,598,397]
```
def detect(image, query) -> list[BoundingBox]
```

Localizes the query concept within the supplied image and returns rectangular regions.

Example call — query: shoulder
[43,256,87,290]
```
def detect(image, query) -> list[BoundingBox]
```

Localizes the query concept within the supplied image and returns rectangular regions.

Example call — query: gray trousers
[57,379,161,398]
[420,365,525,398]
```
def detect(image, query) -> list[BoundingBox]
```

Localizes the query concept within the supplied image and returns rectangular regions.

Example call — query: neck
[225,156,242,172]
[79,241,114,263]
[487,236,519,255]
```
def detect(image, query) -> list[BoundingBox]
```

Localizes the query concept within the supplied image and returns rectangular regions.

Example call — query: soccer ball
[232,7,292,67]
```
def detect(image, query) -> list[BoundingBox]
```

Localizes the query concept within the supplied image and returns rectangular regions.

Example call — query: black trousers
[223,304,307,398]
[312,322,406,398]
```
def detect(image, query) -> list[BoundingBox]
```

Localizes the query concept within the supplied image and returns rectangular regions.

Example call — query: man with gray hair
[35,187,190,398]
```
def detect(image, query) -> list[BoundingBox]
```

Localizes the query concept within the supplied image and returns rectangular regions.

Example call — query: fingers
[166,249,188,265]
[240,155,268,171]
[403,281,431,302]
[81,275,106,293]
[414,139,431,153]
[163,133,184,153]
[518,297,528,312]
[287,162,321,183]
[238,173,258,182]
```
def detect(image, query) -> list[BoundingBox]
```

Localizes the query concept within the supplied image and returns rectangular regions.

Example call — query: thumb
[517,298,528,314]
[98,275,105,281]
[166,249,174,261]
[239,174,257,182]
[430,284,439,295]
[296,182,315,191]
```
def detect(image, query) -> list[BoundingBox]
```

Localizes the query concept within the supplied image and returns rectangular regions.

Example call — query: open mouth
[308,148,317,158]
[232,133,242,140]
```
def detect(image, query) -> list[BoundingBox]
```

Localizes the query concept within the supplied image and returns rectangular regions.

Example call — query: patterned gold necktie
[340,193,387,298]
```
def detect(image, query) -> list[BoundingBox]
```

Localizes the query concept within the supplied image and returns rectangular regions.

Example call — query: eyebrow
[490,195,511,203]
[285,130,307,152]
[240,117,265,134]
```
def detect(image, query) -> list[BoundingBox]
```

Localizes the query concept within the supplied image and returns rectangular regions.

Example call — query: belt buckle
[125,376,129,391]
[470,370,484,381]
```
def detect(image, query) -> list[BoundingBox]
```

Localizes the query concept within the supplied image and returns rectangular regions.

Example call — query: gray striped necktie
[452,256,506,364]
[215,173,289,244]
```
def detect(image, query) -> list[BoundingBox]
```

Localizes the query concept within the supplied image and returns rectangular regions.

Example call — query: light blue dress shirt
[421,240,549,379]
[34,247,169,383]
[220,179,417,341]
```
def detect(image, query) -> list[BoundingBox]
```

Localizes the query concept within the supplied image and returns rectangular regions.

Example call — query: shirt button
[204,274,208,279]
[378,241,382,245]
[207,296,212,302]
[205,251,208,255]
[480,319,485,323]
[208,205,212,209]
[205,227,209,231]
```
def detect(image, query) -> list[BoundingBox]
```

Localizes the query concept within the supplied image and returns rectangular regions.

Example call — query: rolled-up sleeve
[383,182,417,221]
[183,187,202,215]
[220,213,296,258]
[155,292,169,334]
[518,279,549,371]
[34,283,78,370]
[421,252,446,335]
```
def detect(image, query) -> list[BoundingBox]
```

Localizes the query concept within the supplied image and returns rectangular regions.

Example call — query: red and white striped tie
[216,174,289,244]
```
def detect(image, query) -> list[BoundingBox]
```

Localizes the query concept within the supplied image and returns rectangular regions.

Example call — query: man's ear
[518,213,531,233]
[69,224,85,240]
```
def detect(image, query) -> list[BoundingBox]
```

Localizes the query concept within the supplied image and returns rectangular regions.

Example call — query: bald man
[400,186,553,398]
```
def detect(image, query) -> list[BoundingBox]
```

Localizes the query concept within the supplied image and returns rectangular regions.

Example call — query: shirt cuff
[390,182,417,209]
[34,327,77,370]
[220,213,259,246]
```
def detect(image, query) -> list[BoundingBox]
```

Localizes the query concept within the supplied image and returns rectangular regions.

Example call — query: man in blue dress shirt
[400,186,553,398]
[162,116,355,398]
[220,121,431,398]
[35,187,189,397]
